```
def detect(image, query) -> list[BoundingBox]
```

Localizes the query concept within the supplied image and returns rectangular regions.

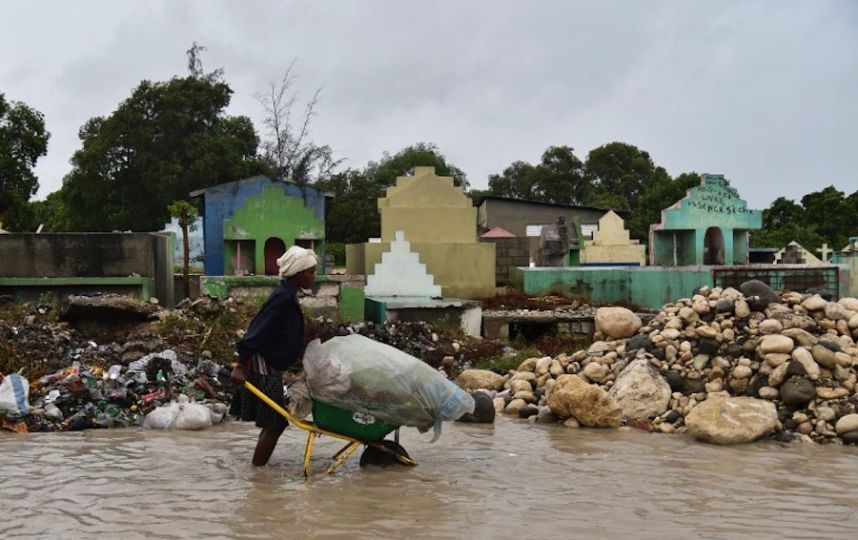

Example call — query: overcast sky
[2,0,857,209]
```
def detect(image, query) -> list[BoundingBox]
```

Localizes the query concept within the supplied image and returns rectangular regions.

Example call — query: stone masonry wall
[481,237,530,286]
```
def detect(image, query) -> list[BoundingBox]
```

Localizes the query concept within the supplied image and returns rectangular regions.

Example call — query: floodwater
[2,419,857,540]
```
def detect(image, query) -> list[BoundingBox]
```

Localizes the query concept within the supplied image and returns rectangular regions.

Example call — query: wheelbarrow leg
[302,432,316,477]
[325,441,362,475]
[331,441,355,460]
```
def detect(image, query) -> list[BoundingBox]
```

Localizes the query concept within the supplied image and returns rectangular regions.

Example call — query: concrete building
[190,176,327,276]
[649,174,762,266]
[347,167,495,298]
[476,196,615,262]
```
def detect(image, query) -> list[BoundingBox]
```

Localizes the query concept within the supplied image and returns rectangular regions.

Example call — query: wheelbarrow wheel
[360,439,411,468]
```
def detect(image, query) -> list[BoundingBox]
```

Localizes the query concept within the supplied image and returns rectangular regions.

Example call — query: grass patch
[477,346,542,373]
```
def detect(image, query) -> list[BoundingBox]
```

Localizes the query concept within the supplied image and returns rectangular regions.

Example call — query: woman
[231,245,318,466]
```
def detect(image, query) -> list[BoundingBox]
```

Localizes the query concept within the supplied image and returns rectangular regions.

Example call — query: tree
[58,45,267,231]
[584,142,670,208]
[486,146,587,205]
[800,186,853,250]
[367,142,468,190]
[318,143,467,246]
[168,200,198,299]
[0,93,50,230]
[255,61,341,184]
[316,169,381,244]
[627,172,701,242]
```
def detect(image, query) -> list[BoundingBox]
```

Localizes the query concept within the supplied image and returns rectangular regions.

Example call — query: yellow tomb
[346,167,496,298]
[580,210,646,266]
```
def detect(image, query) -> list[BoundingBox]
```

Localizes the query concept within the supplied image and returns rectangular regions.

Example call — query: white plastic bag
[144,401,180,429]
[304,335,474,441]
[144,395,213,430]
[0,374,31,414]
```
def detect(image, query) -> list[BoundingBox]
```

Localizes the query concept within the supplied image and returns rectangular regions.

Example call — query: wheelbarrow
[242,381,416,476]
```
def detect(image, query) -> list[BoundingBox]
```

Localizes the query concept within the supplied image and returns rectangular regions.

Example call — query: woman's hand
[230,364,246,387]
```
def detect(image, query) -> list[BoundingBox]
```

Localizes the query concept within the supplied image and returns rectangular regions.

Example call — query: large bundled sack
[144,394,214,430]
[304,335,474,441]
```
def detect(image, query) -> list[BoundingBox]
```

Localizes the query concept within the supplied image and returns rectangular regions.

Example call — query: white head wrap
[277,246,319,278]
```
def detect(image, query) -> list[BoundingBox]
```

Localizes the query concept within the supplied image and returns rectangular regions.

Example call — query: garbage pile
[458,281,858,445]
[0,298,235,433]
[0,348,232,432]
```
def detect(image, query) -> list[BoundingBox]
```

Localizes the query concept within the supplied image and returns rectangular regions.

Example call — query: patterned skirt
[233,369,289,432]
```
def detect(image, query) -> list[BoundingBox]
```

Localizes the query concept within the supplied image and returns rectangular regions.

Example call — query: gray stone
[740,280,781,312]
[715,299,735,314]
[595,307,642,339]
[780,376,816,406]
[457,369,506,391]
[517,404,539,419]
[609,359,671,421]
[457,391,496,423]
[685,397,778,445]
[836,414,858,435]
[547,375,622,427]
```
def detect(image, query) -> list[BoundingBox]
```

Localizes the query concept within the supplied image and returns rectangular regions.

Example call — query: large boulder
[456,369,505,391]
[685,397,778,445]
[609,359,671,421]
[547,375,622,427]
[595,307,642,339]
[739,280,781,312]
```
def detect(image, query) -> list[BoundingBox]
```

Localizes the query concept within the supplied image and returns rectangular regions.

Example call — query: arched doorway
[704,227,725,265]
[264,237,287,275]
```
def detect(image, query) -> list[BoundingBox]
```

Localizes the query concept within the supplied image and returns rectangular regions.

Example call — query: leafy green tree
[0,93,50,230]
[627,172,701,243]
[800,186,853,250]
[366,142,467,190]
[316,169,381,245]
[58,47,268,231]
[486,146,587,205]
[319,143,467,245]
[584,142,671,212]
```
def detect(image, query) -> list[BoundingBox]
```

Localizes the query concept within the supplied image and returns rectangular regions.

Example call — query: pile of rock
[457,281,858,445]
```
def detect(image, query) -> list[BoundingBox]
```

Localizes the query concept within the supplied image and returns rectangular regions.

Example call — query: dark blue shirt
[236,280,305,371]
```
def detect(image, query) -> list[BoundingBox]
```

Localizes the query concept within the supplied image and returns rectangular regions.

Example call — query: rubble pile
[459,281,858,445]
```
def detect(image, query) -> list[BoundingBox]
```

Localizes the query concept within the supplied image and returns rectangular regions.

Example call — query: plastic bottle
[71,361,81,377]
[106,365,122,380]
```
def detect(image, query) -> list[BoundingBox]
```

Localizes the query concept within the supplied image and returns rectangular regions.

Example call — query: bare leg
[252,426,285,466]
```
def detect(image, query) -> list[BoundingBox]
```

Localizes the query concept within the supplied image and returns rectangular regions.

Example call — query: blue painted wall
[195,176,326,275]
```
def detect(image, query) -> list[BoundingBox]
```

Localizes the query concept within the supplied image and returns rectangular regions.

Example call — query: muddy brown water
[2,419,857,539]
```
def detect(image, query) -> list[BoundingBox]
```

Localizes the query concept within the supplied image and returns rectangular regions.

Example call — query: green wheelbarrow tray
[311,400,398,441]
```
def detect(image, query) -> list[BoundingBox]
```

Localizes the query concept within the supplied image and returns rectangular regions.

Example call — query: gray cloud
[1,0,856,210]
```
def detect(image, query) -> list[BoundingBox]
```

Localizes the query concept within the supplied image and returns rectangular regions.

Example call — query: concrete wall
[194,176,326,276]
[0,233,164,278]
[200,275,366,321]
[521,264,850,310]
[522,266,714,310]
[480,237,530,286]
[0,232,174,305]
[477,198,608,238]
[353,242,496,299]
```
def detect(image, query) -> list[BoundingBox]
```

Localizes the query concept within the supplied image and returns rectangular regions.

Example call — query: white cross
[817,243,832,262]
